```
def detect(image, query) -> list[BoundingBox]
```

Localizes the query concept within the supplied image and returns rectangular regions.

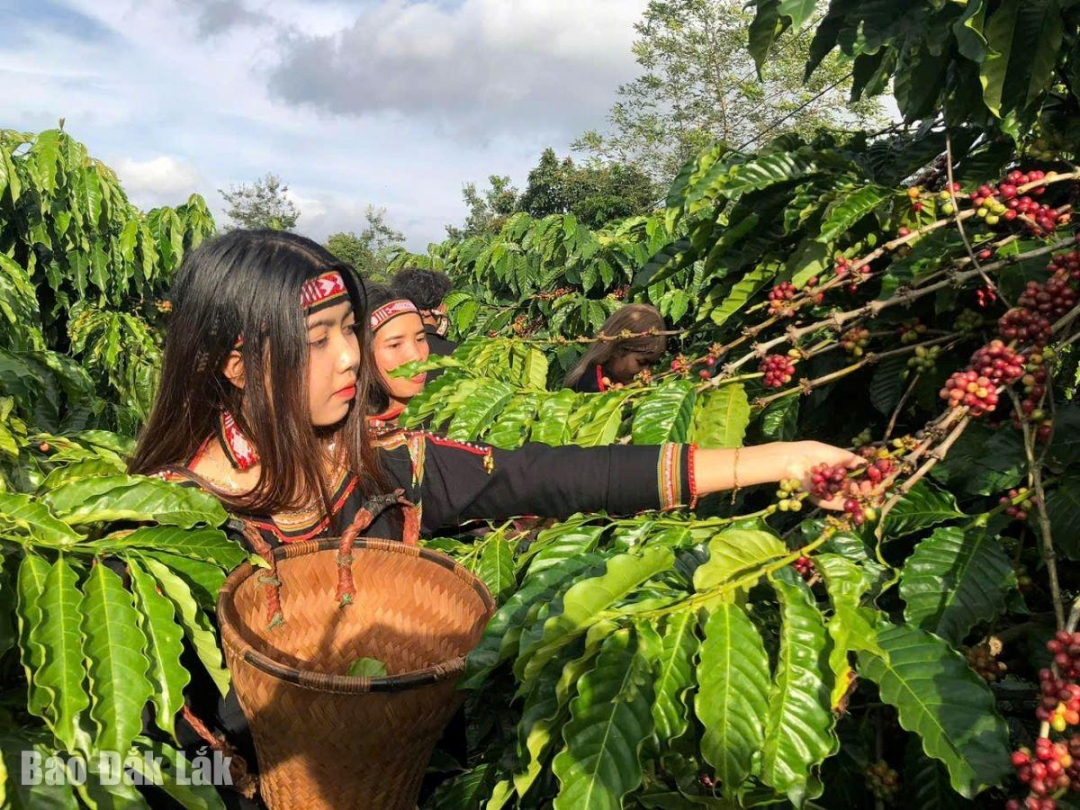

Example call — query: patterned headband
[235,271,350,348]
[369,299,419,332]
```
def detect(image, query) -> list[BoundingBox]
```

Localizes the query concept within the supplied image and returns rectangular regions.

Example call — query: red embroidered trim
[595,365,607,392]
[424,433,491,457]
[220,411,258,471]
[687,444,698,510]
[301,271,349,313]
[369,299,419,332]
[657,443,682,511]
[235,271,349,348]
[251,475,359,544]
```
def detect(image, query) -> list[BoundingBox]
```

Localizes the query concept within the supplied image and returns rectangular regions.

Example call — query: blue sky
[1,0,647,248]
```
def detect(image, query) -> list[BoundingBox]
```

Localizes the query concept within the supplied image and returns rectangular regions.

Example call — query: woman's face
[372,312,429,406]
[305,300,361,426]
[607,349,660,385]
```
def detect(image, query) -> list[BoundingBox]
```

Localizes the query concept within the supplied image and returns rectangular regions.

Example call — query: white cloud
[1,0,649,247]
[267,0,646,138]
[115,156,206,207]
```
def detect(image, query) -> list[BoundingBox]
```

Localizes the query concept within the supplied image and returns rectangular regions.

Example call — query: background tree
[325,205,406,281]
[573,0,887,184]
[518,148,657,228]
[218,172,300,231]
[446,175,520,240]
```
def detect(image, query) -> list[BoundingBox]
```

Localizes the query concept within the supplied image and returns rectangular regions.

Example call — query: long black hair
[563,304,666,388]
[129,229,386,518]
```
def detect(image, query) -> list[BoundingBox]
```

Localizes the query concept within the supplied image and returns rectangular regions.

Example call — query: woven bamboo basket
[216,494,495,809]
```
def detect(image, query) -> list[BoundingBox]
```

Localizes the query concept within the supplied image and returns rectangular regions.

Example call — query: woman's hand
[781,440,866,510]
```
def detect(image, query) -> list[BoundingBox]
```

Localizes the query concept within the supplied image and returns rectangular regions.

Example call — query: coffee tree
[390,3,1080,808]
[0,130,241,808]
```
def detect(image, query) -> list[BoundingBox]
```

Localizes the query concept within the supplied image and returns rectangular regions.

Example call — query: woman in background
[564,304,666,392]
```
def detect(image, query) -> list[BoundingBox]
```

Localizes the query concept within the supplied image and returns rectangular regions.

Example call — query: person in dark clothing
[564,304,666,392]
[391,267,458,357]
[127,230,863,807]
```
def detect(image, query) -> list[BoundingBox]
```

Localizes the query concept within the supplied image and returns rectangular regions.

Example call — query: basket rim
[216,536,496,694]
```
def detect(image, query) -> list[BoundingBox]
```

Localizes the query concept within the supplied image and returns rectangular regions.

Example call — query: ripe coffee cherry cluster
[976,284,999,308]
[862,452,897,485]
[1048,250,1080,282]
[1019,276,1077,320]
[1036,668,1080,727]
[834,255,871,292]
[1000,487,1036,521]
[1048,632,1080,680]
[964,642,1007,682]
[760,354,797,388]
[768,281,797,315]
[775,477,803,512]
[808,463,880,525]
[940,369,1000,415]
[669,354,690,374]
[792,555,814,580]
[840,327,871,357]
[898,319,928,344]
[1000,308,1053,348]
[968,339,1026,386]
[907,344,940,374]
[1011,737,1074,806]
[865,760,900,801]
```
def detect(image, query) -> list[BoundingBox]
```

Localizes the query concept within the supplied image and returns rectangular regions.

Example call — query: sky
[0,0,648,249]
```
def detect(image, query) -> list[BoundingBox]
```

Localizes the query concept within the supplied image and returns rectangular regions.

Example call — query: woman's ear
[222,351,246,389]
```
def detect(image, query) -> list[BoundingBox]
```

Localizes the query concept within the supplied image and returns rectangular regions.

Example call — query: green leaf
[90,526,247,569]
[815,554,883,709]
[1047,476,1080,559]
[130,738,228,810]
[817,185,891,242]
[34,556,90,751]
[447,381,516,442]
[142,552,225,611]
[483,392,540,449]
[858,623,1011,798]
[517,546,673,683]
[0,492,83,548]
[748,0,783,74]
[905,734,976,810]
[932,423,1026,496]
[979,0,1019,117]
[514,655,569,799]
[44,475,228,528]
[426,765,496,810]
[641,612,699,742]
[631,380,697,444]
[81,562,153,755]
[574,392,630,447]
[346,656,388,677]
[724,152,818,202]
[697,602,771,791]
[16,554,53,719]
[869,356,908,415]
[692,385,750,449]
[881,482,964,539]
[142,556,230,697]
[900,527,1015,645]
[760,570,836,805]
[477,533,516,603]
[533,390,578,446]
[759,396,799,442]
[552,628,654,810]
[693,526,787,593]
[0,741,79,809]
[707,264,777,328]
[128,558,190,740]
[461,551,604,689]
